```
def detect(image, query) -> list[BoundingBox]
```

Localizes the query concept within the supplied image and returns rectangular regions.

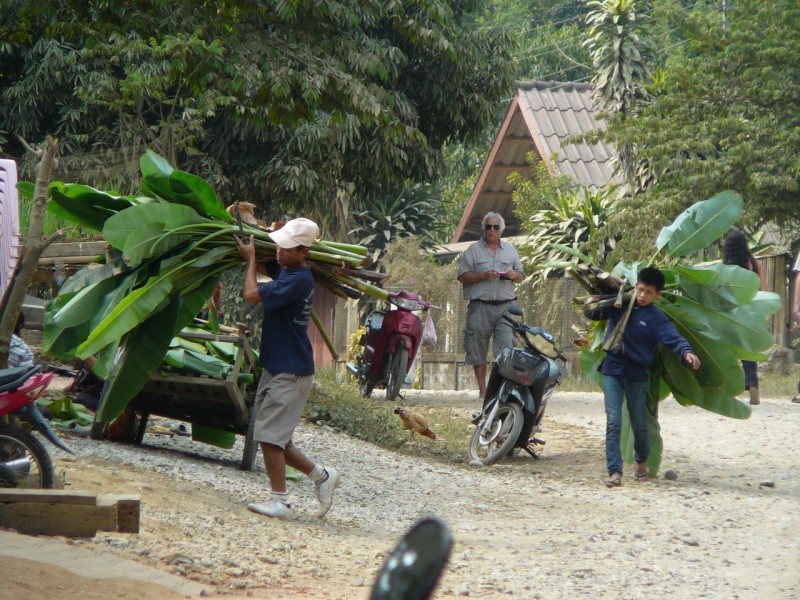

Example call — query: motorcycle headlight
[392,296,425,311]
[524,330,559,359]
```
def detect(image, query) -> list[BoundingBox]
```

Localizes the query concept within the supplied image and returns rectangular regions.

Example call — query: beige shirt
[457,238,523,301]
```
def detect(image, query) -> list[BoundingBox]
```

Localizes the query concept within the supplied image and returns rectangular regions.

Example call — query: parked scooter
[467,304,565,466]
[0,364,73,488]
[348,291,430,401]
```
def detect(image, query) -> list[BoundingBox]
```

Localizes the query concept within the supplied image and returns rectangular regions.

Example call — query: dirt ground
[1,388,798,599]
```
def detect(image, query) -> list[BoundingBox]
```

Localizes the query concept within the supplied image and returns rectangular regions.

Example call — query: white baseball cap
[270,217,319,249]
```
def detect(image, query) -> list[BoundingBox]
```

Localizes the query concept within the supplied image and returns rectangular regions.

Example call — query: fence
[330,254,792,391]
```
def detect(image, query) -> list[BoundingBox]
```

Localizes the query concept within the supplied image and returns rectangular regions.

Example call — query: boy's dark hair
[637,266,665,291]
[14,313,25,336]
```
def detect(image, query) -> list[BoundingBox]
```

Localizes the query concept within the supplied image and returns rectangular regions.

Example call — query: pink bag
[421,314,437,347]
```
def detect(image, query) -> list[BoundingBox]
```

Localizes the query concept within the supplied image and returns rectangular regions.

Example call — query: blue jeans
[602,374,649,476]
[742,360,758,389]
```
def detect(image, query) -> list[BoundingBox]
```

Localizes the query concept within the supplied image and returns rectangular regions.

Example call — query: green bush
[305,369,407,448]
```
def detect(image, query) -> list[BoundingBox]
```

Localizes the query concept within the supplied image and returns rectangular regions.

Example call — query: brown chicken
[394,407,436,441]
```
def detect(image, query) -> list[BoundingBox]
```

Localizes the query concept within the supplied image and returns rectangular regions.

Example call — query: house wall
[0,159,21,301]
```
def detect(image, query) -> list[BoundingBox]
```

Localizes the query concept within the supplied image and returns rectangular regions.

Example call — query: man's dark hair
[637,266,665,291]
[14,313,25,336]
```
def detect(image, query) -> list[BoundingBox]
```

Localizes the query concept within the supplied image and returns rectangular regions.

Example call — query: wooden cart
[115,325,262,471]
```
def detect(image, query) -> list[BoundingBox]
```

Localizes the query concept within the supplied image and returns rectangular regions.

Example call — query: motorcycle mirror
[369,517,453,600]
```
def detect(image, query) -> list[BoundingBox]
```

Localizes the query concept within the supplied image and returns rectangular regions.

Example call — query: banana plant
[545,190,780,475]
[42,151,380,425]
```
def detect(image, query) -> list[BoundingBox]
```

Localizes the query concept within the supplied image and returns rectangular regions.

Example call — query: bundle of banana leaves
[41,151,388,423]
[545,191,780,475]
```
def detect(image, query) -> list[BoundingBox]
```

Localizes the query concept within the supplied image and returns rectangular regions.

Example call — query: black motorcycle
[467,305,564,466]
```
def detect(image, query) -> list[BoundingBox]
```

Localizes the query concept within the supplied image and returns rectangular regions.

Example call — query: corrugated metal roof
[452,81,617,242]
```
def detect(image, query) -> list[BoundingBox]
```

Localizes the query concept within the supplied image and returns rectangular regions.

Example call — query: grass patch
[305,369,473,463]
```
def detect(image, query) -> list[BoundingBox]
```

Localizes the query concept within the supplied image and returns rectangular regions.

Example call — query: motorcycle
[467,304,565,466]
[0,364,74,488]
[348,290,430,401]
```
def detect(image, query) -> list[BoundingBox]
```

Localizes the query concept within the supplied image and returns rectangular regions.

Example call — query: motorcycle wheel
[359,378,374,398]
[467,402,524,466]
[0,423,55,489]
[385,346,408,401]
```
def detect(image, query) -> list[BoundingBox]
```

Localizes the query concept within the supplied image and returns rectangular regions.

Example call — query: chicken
[393,407,436,441]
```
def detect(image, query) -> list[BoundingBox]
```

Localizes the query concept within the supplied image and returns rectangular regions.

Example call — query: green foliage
[350,184,448,266]
[513,172,619,286]
[584,0,653,114]
[552,191,780,475]
[305,369,408,448]
[0,0,516,242]
[602,0,800,240]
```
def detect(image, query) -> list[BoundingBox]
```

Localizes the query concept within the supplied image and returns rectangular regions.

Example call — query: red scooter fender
[0,366,74,454]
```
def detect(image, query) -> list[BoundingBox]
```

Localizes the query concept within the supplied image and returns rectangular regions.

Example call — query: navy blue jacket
[585,302,693,381]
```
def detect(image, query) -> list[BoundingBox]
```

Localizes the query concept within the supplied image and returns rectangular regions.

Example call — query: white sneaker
[314,467,340,518]
[247,500,293,519]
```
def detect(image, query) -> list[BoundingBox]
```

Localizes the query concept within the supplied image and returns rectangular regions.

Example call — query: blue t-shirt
[257,265,315,376]
[586,302,693,381]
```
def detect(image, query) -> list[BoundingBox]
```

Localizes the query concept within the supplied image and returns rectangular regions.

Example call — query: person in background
[236,217,340,519]
[722,229,767,405]
[585,267,701,488]
[8,313,34,368]
[791,248,800,404]
[457,211,524,399]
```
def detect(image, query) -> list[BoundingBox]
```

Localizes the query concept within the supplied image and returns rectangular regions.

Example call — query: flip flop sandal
[605,473,622,488]
[634,467,650,482]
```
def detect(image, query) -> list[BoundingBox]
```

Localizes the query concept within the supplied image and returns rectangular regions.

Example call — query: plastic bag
[421,314,437,347]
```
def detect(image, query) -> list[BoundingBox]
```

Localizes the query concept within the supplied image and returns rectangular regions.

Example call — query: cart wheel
[90,418,107,440]
[240,403,259,471]
[134,412,149,445]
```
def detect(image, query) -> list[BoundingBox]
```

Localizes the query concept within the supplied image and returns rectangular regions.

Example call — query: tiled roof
[452,81,617,242]
[518,80,615,191]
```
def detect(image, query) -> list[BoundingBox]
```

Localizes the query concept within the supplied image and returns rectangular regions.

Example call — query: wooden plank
[0,490,141,538]
[40,241,108,258]
[0,489,96,505]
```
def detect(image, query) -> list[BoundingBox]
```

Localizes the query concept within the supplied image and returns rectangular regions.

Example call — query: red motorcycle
[348,291,430,401]
[0,364,73,488]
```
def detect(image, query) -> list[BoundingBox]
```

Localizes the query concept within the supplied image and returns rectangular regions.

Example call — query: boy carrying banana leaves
[585,267,701,488]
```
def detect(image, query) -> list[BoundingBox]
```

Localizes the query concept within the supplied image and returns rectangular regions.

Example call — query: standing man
[236,218,340,519]
[792,249,800,403]
[457,211,524,399]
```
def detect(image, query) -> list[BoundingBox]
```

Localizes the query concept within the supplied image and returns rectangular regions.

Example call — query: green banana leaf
[673,264,759,310]
[662,293,778,353]
[139,150,232,222]
[170,336,208,355]
[47,182,136,231]
[103,202,207,255]
[76,275,174,359]
[163,348,230,379]
[207,340,237,362]
[656,190,743,257]
[96,298,182,422]
[59,253,126,295]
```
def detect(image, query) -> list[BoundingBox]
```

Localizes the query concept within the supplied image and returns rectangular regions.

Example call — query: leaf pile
[43,151,386,423]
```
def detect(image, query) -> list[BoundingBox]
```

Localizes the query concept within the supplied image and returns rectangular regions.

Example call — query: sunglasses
[484,224,501,231]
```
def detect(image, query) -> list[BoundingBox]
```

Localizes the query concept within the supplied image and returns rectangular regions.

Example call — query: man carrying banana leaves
[236,217,340,519]
[585,267,702,488]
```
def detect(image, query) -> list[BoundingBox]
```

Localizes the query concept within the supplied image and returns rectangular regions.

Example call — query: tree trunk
[0,136,61,368]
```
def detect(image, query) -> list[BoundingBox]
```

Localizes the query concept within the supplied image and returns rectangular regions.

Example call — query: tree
[0,0,516,239]
[599,0,800,240]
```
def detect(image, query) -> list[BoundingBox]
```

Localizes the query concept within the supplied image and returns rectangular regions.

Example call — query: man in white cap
[236,217,340,519]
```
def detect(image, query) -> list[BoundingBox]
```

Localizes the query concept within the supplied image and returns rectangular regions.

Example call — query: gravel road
[3,389,799,599]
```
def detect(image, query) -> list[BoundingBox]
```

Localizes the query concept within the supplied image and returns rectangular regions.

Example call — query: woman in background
[722,229,767,405]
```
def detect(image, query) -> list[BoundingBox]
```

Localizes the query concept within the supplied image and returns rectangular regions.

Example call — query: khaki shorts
[252,370,314,449]
[463,300,514,365]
